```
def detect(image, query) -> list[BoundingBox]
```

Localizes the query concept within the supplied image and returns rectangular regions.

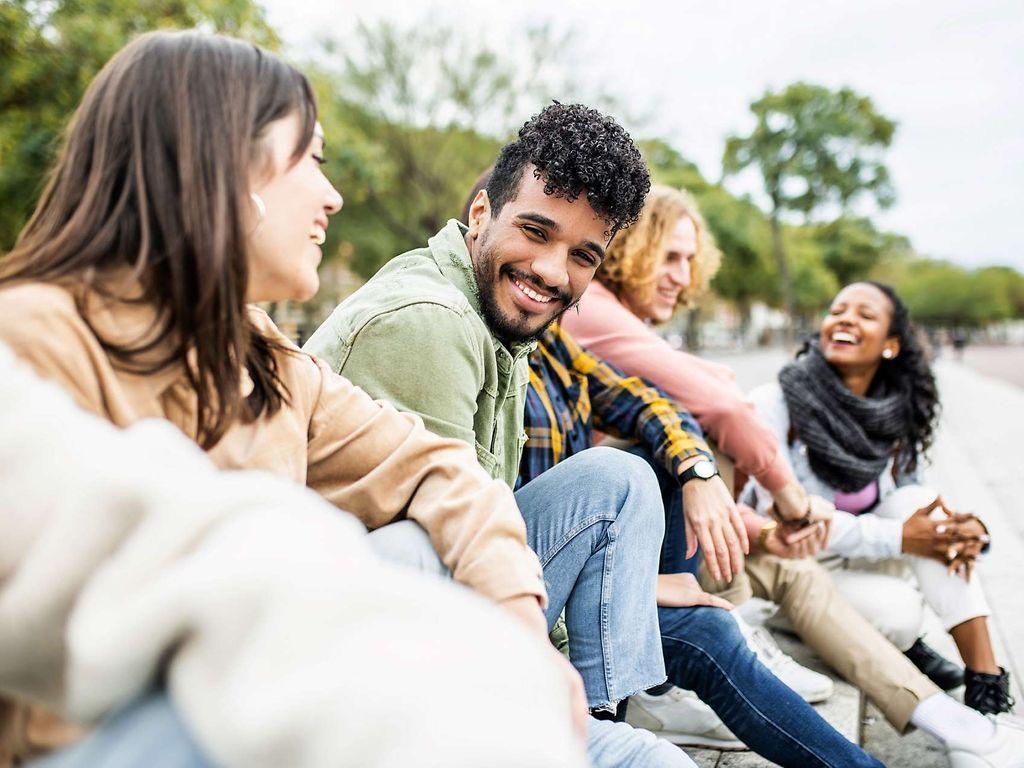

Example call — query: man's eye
[523,225,546,240]
[312,154,326,165]
[574,251,597,266]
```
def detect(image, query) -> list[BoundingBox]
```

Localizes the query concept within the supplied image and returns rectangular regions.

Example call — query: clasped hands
[763,482,834,559]
[901,495,990,581]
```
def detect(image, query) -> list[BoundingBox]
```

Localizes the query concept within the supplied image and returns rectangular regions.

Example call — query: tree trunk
[770,209,796,347]
[685,307,702,351]
[738,299,752,347]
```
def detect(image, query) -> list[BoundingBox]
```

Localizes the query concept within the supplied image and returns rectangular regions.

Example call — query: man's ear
[467,190,491,240]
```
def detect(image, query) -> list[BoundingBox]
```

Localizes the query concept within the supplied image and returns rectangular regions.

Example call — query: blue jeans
[625,444,881,767]
[30,693,209,768]
[373,446,683,767]
[660,605,881,768]
[588,718,696,768]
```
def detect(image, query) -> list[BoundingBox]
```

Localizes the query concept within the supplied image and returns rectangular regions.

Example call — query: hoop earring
[249,192,266,232]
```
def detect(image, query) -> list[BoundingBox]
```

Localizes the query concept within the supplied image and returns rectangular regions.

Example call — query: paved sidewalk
[681,350,1024,767]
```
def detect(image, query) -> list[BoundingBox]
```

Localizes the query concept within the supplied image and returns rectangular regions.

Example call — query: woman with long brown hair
[0,30,583,764]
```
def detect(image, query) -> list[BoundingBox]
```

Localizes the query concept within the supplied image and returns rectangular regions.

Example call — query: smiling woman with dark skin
[749,280,1015,717]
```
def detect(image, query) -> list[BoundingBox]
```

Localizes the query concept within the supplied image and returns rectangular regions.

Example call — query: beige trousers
[703,553,940,731]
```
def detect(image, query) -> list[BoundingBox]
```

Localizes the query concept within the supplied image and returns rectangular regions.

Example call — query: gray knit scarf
[778,344,908,492]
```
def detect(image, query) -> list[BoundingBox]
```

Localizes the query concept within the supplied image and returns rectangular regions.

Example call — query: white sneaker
[947,714,1024,768]
[626,686,745,749]
[734,614,835,704]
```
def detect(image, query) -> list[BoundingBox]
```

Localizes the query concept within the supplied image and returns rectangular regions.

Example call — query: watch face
[695,460,716,479]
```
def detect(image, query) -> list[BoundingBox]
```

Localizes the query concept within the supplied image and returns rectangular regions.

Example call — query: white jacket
[744,382,930,561]
[0,343,584,768]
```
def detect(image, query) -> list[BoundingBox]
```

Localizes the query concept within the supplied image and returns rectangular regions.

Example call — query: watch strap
[678,459,719,486]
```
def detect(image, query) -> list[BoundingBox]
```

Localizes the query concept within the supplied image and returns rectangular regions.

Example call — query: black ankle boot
[965,666,1015,715]
[903,637,964,691]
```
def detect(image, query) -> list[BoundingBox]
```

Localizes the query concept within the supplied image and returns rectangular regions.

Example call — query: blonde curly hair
[598,185,721,314]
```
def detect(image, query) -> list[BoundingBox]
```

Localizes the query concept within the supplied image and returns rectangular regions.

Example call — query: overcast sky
[262,0,1024,270]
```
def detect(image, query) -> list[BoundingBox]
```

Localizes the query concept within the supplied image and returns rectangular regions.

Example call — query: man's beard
[472,234,572,345]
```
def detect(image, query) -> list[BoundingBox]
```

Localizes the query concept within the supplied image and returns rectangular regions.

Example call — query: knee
[868,583,923,651]
[573,447,663,531]
[572,446,652,486]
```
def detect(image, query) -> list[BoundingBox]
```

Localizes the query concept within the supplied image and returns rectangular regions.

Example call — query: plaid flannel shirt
[518,321,712,488]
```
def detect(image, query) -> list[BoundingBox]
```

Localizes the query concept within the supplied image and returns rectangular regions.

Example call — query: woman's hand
[762,520,829,559]
[771,480,810,522]
[771,494,835,526]
[901,496,959,561]
[902,496,990,561]
[941,513,990,582]
[656,572,734,610]
[680,469,748,583]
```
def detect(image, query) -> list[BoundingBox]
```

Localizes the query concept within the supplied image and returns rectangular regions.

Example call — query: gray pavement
[681,346,1024,767]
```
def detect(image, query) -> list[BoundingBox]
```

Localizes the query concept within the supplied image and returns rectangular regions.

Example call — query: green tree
[702,190,778,332]
[722,82,897,338]
[784,226,839,320]
[0,0,277,251]
[312,19,603,281]
[812,216,912,286]
[641,138,710,195]
[881,259,1024,328]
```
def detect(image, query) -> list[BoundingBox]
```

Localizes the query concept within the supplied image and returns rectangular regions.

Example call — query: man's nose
[670,259,692,289]
[530,248,570,291]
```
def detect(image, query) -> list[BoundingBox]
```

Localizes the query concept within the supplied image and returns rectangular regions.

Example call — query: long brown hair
[0,31,317,448]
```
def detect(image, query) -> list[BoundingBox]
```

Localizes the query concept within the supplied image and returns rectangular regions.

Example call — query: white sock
[911,693,996,747]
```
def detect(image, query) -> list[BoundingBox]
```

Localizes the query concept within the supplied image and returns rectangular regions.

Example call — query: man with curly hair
[306,103,745,766]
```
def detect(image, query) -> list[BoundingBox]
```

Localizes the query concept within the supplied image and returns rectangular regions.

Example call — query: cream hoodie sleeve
[0,343,583,768]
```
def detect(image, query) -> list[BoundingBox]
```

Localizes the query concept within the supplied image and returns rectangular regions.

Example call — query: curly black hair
[864,281,940,475]
[800,280,940,476]
[486,102,650,238]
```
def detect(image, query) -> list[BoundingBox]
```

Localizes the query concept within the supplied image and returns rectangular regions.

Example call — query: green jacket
[304,220,535,489]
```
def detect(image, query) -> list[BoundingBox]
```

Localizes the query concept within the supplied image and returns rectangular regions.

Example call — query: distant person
[0,31,584,763]
[746,281,1014,718]
[562,185,1023,765]
[952,327,969,361]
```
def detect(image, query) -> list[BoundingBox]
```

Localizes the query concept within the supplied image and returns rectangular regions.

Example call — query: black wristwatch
[679,458,719,486]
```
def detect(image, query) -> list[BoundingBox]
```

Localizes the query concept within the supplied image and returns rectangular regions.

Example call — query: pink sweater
[562,281,793,492]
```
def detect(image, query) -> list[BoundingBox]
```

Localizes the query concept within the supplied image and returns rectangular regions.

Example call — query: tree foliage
[0,0,277,251]
[812,216,911,287]
[2,10,1021,335]
[873,258,1022,327]
[722,82,897,331]
[310,19,609,281]
[723,82,897,216]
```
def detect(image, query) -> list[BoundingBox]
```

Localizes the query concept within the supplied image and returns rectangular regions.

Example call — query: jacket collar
[427,219,536,360]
